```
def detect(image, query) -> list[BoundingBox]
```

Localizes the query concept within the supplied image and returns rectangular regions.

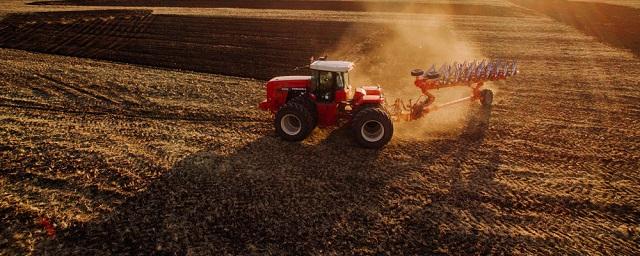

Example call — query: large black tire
[290,95,317,127]
[351,107,394,149]
[480,89,493,107]
[275,102,314,141]
[353,103,383,118]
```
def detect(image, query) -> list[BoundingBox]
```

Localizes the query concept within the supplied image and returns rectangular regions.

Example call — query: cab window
[312,70,340,102]
[336,73,344,89]
[342,72,350,91]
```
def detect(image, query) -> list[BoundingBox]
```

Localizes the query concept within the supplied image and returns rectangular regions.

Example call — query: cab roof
[310,60,354,72]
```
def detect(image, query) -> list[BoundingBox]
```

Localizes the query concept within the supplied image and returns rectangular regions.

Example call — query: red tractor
[259,58,518,148]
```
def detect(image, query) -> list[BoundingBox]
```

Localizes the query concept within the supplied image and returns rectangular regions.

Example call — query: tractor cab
[307,60,358,126]
[309,60,385,108]
[309,60,353,103]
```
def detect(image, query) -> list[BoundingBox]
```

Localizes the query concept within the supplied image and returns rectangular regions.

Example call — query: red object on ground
[38,217,56,238]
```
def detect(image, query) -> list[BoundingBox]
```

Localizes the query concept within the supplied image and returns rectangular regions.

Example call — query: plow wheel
[351,107,394,149]
[480,89,493,107]
[275,102,314,141]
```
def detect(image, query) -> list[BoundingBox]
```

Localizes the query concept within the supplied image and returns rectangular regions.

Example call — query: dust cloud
[329,4,485,139]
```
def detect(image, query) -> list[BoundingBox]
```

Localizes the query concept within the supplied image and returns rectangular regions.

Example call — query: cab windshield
[311,70,348,102]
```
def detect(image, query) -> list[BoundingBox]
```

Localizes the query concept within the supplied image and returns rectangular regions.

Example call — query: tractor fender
[353,88,366,103]
[353,86,384,106]
[354,94,384,107]
[362,85,382,96]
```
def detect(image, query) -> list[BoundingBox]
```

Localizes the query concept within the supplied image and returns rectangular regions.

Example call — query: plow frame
[388,59,518,122]
[388,80,489,122]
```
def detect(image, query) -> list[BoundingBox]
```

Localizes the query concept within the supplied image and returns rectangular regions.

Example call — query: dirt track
[1,0,640,255]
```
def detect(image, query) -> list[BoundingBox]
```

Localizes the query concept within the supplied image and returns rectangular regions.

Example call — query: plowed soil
[0,10,387,81]
[1,0,639,255]
[512,0,640,56]
[34,0,524,16]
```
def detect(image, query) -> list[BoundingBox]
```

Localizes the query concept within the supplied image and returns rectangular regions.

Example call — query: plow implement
[388,59,519,121]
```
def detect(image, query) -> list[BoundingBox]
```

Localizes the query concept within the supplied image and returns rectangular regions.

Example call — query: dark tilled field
[1,0,640,255]
[2,46,638,254]
[0,10,380,80]
[512,0,640,56]
[34,0,527,16]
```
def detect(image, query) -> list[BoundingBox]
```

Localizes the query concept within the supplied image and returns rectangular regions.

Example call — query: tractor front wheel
[275,102,314,141]
[351,107,394,149]
[480,89,493,107]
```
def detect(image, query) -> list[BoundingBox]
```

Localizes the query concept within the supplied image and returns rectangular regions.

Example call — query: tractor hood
[268,76,311,82]
[260,76,312,112]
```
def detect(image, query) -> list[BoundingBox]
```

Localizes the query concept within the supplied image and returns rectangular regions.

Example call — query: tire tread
[351,107,393,148]
[274,102,314,141]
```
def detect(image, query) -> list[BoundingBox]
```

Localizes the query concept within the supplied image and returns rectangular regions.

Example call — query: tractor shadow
[36,107,518,254]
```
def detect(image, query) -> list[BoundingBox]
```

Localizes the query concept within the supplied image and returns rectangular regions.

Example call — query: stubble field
[1,0,639,255]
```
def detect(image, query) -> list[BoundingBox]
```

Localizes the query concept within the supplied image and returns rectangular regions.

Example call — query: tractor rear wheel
[351,107,393,149]
[290,95,317,127]
[480,89,493,107]
[275,102,314,141]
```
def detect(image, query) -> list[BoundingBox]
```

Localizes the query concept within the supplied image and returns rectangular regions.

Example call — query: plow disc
[388,59,519,121]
